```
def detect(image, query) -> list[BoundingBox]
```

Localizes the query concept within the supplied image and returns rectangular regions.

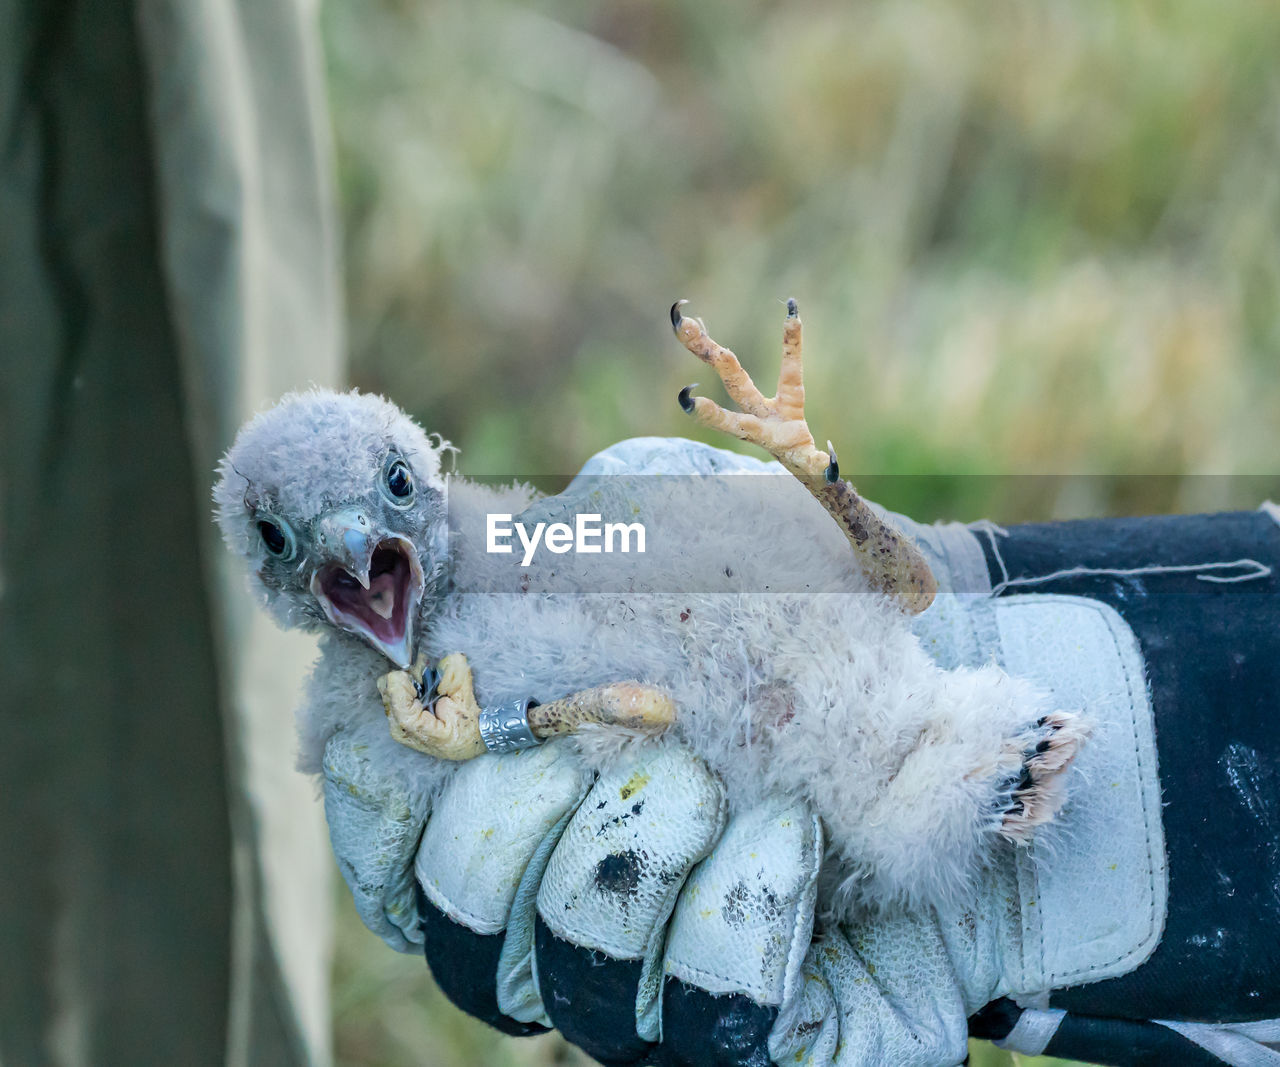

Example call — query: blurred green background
[321,1,1280,1064]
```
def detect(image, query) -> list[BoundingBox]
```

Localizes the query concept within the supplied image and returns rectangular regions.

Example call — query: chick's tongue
[368,571,397,620]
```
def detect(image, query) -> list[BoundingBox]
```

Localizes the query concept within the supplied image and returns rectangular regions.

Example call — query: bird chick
[213,304,1087,916]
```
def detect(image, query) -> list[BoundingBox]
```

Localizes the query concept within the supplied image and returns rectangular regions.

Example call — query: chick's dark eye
[258,520,287,556]
[386,459,413,499]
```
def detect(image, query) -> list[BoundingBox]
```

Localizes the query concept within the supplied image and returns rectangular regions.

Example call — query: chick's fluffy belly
[419,465,1047,916]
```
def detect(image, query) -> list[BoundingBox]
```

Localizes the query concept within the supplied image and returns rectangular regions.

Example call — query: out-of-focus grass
[325,0,1279,487]
[322,1,1280,1063]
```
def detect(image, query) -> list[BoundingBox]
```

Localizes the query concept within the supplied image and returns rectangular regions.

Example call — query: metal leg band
[479,697,541,753]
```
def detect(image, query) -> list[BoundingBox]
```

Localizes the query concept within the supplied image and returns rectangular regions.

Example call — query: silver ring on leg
[479,697,541,753]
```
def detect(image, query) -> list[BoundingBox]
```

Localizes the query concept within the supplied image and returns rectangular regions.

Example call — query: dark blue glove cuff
[976,509,1280,1025]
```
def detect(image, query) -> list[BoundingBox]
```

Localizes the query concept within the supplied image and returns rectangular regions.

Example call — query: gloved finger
[322,732,431,952]
[656,796,822,1067]
[534,740,727,1065]
[770,917,969,1067]
[414,740,592,1034]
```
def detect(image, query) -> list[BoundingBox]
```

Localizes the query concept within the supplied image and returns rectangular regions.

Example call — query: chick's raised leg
[672,300,1089,841]
[671,299,937,614]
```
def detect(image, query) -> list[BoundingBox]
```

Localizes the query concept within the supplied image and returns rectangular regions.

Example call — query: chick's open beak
[309,507,424,667]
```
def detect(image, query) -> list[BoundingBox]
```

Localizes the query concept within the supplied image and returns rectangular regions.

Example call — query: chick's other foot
[379,652,486,760]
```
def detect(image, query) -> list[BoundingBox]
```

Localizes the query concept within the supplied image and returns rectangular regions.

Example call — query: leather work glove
[321,444,1280,1066]
[324,729,828,1061]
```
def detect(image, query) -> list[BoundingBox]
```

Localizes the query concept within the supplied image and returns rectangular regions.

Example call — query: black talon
[786,298,798,318]
[678,383,699,414]
[670,300,688,333]
[824,440,840,483]
[416,666,441,714]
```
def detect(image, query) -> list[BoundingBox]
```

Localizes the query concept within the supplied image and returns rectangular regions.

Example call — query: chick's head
[214,389,450,666]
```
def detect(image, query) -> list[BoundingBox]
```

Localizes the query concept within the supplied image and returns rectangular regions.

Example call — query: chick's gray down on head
[214,389,1078,919]
[214,390,451,668]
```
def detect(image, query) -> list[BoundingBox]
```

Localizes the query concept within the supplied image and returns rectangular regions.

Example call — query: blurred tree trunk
[0,1,341,1064]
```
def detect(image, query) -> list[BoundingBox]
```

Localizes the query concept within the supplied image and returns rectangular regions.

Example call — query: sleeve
[0,1,340,1063]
